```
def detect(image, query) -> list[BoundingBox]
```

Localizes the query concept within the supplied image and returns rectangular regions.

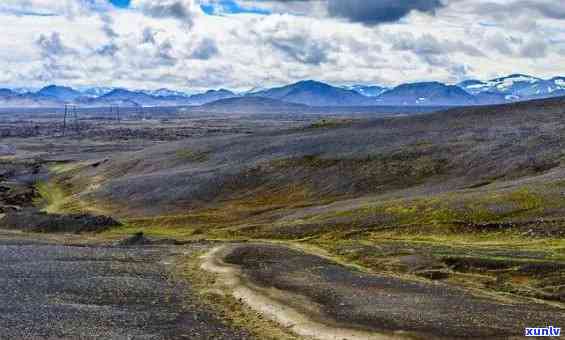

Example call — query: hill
[187,89,236,105]
[377,82,476,105]
[249,80,374,106]
[37,85,83,101]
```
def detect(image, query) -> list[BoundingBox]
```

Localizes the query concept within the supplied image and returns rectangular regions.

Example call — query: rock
[0,209,121,233]
[118,232,153,246]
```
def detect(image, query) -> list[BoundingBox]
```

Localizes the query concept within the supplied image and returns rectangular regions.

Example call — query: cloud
[36,32,74,58]
[472,0,565,21]
[231,0,446,24]
[96,42,119,56]
[190,38,219,59]
[520,39,548,59]
[131,0,198,27]
[269,34,330,65]
[326,0,446,25]
[0,0,111,17]
[0,0,563,91]
[389,32,484,58]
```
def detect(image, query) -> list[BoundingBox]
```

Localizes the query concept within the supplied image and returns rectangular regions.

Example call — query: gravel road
[0,236,251,340]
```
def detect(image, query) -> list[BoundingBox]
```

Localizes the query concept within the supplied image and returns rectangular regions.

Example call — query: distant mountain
[0,89,61,108]
[376,82,476,106]
[80,87,115,98]
[37,85,83,102]
[0,89,15,97]
[141,88,190,98]
[10,87,36,95]
[344,85,389,97]
[82,89,161,107]
[249,80,374,106]
[457,74,565,102]
[457,80,487,95]
[1,74,565,108]
[242,86,270,95]
[188,89,237,105]
[197,96,308,114]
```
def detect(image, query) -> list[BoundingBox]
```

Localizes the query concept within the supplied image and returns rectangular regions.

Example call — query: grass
[48,161,88,175]
[33,180,109,216]
[175,149,209,162]
[307,118,356,129]
[34,181,79,214]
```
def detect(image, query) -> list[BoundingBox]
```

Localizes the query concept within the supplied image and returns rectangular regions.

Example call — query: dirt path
[202,243,565,340]
[0,235,252,340]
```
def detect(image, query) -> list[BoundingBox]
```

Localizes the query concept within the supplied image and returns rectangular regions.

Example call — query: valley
[1,96,565,339]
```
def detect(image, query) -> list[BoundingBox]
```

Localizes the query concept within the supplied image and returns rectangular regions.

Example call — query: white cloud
[0,0,563,91]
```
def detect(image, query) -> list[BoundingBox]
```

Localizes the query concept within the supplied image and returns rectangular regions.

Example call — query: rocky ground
[215,243,565,340]
[0,233,252,340]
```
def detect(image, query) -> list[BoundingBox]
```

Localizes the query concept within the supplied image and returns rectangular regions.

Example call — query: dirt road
[205,243,565,340]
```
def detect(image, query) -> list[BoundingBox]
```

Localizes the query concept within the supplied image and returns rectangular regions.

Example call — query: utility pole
[73,105,80,134]
[63,104,68,136]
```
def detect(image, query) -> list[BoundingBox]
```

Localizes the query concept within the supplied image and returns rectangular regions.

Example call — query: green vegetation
[175,149,210,162]
[307,118,356,129]
[34,181,80,214]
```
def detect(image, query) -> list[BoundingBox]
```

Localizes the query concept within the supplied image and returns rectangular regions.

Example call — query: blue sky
[108,0,270,15]
[0,0,563,91]
[109,0,131,8]
[200,0,271,15]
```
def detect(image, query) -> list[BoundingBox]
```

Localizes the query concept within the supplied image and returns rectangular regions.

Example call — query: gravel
[0,237,251,340]
[224,244,565,339]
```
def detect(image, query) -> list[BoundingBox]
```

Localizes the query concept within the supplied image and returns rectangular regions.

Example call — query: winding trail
[202,243,565,340]
[201,245,404,340]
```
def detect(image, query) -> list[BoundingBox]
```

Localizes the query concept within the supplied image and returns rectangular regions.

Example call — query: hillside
[377,82,476,105]
[63,96,562,215]
[249,80,374,106]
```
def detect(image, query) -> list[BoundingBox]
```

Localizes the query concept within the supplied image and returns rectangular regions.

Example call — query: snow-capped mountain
[457,74,565,102]
[140,88,191,98]
[80,87,116,98]
[376,82,476,106]
[343,85,389,97]
[0,88,61,108]
[10,87,36,95]
[1,74,564,108]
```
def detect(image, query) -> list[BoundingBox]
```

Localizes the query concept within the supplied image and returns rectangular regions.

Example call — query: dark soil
[223,243,565,339]
[118,231,153,246]
[1,208,121,233]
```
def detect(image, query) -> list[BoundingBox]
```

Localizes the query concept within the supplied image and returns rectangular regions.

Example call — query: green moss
[48,162,87,175]
[34,181,81,214]
[175,149,209,162]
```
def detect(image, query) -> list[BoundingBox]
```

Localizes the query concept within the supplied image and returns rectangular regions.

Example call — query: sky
[0,0,564,92]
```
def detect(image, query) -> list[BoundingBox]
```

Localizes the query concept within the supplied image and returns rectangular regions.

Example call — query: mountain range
[0,74,563,108]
